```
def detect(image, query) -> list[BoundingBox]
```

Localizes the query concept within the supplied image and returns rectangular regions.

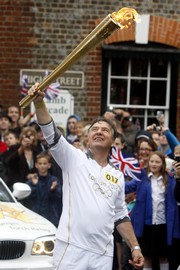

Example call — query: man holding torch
[27,83,144,270]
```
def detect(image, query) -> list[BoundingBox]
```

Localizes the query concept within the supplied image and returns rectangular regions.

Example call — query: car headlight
[32,236,55,256]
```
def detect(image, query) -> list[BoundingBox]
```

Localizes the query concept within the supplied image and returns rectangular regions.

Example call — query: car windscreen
[0,182,15,202]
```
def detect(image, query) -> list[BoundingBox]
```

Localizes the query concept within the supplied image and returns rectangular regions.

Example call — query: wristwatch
[131,246,141,253]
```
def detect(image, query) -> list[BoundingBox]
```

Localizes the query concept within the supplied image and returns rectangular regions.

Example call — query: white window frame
[107,59,171,129]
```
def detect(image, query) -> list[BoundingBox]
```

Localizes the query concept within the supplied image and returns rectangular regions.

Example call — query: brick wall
[0,1,35,109]
[0,0,179,131]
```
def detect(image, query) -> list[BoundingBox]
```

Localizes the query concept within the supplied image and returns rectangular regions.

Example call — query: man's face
[8,106,19,123]
[88,121,114,150]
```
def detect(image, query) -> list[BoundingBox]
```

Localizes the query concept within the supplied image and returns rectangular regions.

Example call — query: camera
[174,156,180,163]
[152,124,161,132]
[115,113,123,121]
[155,126,162,132]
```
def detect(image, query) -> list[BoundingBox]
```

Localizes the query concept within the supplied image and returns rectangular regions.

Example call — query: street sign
[20,69,84,89]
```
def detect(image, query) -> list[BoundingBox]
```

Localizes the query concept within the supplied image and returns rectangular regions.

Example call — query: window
[106,58,171,129]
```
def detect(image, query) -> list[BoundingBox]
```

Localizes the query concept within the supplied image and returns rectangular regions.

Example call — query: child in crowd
[26,152,62,227]
[125,151,180,270]
[4,130,19,148]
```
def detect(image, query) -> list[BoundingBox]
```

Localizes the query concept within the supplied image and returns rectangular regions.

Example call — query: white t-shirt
[40,121,128,256]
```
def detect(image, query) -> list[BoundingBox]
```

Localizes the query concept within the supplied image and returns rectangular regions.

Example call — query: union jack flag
[109,146,141,180]
[44,70,61,100]
[21,74,28,96]
[45,82,61,100]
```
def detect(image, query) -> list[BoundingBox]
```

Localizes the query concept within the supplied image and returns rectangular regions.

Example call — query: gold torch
[19,7,139,108]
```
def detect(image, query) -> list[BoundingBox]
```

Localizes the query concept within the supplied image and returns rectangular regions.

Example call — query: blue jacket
[27,173,62,227]
[158,129,180,158]
[125,169,180,245]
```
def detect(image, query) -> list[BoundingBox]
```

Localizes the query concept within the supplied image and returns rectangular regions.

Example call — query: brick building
[0,0,180,137]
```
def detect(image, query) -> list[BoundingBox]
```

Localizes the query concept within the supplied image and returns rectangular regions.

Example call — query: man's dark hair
[88,117,117,139]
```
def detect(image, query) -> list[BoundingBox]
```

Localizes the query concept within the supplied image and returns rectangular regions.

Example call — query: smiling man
[27,83,144,270]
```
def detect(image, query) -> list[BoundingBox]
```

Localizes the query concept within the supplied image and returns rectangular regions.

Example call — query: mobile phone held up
[174,156,180,163]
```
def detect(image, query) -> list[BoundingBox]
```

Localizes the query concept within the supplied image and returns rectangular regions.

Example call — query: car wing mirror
[12,183,31,200]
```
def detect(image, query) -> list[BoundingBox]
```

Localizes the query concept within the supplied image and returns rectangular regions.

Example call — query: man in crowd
[27,83,144,270]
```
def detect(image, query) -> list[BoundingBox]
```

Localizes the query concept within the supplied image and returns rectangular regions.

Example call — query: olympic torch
[19,7,139,108]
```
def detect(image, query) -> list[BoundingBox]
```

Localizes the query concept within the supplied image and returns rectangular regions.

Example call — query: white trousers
[53,239,113,270]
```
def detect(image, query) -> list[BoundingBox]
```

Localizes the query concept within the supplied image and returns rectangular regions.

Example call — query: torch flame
[19,6,141,108]
[111,7,140,29]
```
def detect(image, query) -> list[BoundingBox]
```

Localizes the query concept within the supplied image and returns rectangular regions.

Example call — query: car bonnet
[0,202,56,240]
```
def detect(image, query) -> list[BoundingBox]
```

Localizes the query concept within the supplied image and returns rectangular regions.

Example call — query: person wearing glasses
[136,138,157,169]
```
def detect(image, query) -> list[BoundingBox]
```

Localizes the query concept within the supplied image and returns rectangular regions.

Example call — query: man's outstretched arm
[28,83,52,125]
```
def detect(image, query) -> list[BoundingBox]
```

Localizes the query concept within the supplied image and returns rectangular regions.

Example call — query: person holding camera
[103,108,124,134]
[121,111,138,154]
[5,126,39,189]
[146,124,179,159]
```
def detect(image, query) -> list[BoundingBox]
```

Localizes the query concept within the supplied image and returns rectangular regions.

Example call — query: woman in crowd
[65,114,80,144]
[5,126,39,189]
[136,138,157,168]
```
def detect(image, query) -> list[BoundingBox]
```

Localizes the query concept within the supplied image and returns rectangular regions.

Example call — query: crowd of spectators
[0,105,180,269]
